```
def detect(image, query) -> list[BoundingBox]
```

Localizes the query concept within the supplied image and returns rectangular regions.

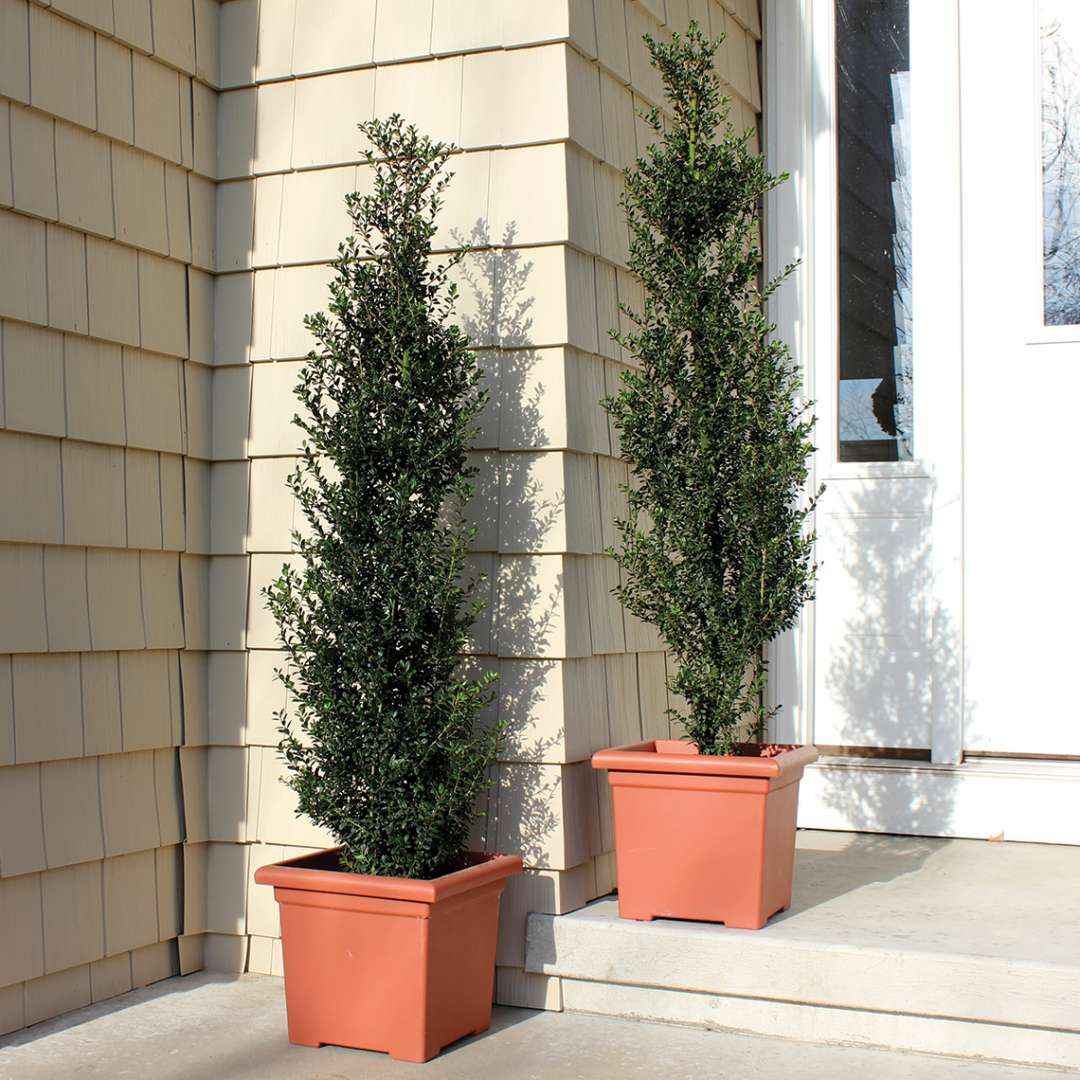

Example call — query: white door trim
[763,0,816,749]
[765,0,965,764]
[910,0,965,765]
[765,0,1079,844]
[799,757,1080,845]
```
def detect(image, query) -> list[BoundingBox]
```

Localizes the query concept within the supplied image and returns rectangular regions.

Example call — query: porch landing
[0,972,1067,1079]
[526,830,1080,1071]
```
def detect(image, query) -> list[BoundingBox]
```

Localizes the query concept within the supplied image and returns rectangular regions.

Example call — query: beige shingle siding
[0,0,217,1034]
[0,0,761,1032]
[204,0,760,1010]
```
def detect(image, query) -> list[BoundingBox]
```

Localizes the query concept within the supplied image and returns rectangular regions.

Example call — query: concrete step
[525,831,1080,1071]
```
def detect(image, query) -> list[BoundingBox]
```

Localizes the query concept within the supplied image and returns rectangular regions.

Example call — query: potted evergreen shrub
[254,116,520,1062]
[591,25,822,930]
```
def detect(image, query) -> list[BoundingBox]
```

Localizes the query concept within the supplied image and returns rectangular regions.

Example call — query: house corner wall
[0,0,762,1038]
[0,0,219,1036]
[204,0,762,1013]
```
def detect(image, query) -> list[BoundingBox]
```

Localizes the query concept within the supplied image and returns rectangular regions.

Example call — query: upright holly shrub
[606,25,821,756]
[264,116,498,879]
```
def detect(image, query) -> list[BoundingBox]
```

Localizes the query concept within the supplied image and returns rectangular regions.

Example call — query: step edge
[558,974,1080,1038]
[559,976,1080,1073]
[529,910,1080,976]
[526,914,1080,1032]
[527,911,1080,981]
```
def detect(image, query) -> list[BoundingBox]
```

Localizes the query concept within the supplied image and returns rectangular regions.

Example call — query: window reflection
[836,0,913,462]
[1043,1,1080,326]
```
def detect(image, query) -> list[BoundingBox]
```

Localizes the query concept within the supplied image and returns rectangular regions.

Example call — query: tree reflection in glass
[1043,2,1080,326]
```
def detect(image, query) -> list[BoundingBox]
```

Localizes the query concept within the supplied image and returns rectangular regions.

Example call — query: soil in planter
[662,739,801,758]
[296,847,494,879]
[739,743,799,758]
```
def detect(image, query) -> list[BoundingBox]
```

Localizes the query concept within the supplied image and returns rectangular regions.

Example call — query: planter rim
[254,849,522,903]
[592,739,818,778]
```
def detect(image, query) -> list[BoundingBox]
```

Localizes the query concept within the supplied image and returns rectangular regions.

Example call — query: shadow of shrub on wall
[454,220,566,868]
[818,477,962,841]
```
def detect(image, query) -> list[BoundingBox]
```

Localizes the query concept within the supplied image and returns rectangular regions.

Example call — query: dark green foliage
[264,116,498,879]
[605,25,822,756]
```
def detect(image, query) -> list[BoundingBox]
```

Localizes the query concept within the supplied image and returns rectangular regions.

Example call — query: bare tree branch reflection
[1043,8,1080,325]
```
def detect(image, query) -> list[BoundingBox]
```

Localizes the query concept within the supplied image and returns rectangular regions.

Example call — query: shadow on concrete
[437,1003,543,1059]
[775,832,946,921]
[0,971,246,1049]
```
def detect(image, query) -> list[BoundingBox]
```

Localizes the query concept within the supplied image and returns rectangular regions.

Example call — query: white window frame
[1028,0,1080,346]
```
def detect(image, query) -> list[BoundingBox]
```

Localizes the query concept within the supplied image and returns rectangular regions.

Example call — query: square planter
[254,849,522,1062]
[592,740,818,929]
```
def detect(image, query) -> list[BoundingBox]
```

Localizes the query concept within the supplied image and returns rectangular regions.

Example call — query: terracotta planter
[254,849,522,1062]
[592,739,818,929]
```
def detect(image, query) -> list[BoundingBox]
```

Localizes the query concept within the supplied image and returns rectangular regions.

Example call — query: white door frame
[762,0,816,751]
[763,0,966,761]
[762,0,1080,843]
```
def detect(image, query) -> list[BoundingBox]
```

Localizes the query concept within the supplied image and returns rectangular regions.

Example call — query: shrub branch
[606,25,822,755]
[265,116,499,878]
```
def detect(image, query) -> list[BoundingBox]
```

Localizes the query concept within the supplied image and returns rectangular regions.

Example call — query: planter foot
[389,1048,430,1064]
[724,905,787,930]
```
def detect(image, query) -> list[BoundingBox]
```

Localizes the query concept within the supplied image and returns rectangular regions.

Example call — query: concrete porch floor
[0,970,1072,1079]
[527,830,1080,1071]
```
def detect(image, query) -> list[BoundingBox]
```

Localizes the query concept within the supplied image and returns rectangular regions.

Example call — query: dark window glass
[836,0,913,462]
